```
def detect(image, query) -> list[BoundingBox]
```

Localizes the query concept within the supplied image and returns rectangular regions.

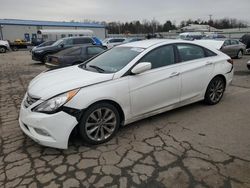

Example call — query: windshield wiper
[89,65,105,73]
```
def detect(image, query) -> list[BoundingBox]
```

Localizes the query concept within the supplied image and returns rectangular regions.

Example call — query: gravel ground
[0,51,250,188]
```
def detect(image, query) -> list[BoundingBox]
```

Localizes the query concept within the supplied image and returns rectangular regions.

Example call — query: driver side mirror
[60,43,64,48]
[131,62,152,74]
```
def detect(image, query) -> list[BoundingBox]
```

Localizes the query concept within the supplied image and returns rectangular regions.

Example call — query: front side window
[63,39,73,46]
[177,44,205,62]
[223,40,231,46]
[81,47,143,73]
[139,45,175,69]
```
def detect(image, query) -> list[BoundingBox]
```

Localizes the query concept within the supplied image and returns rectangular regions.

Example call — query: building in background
[180,24,219,32]
[0,19,106,42]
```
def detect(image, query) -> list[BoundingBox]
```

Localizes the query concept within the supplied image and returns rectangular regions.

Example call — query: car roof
[120,39,178,48]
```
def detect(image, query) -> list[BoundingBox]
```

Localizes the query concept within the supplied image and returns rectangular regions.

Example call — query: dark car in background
[31,36,102,63]
[45,45,105,69]
[240,34,250,53]
[30,40,55,52]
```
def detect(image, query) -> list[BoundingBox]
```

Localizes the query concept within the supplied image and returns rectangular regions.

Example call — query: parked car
[219,39,246,59]
[0,40,11,53]
[123,38,144,43]
[102,38,126,49]
[240,34,250,53]
[203,33,226,39]
[45,45,105,69]
[179,32,204,40]
[31,37,101,63]
[19,39,234,149]
[196,39,246,59]
[9,39,31,51]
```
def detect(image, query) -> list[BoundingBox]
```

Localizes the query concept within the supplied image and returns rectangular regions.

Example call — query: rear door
[176,43,215,102]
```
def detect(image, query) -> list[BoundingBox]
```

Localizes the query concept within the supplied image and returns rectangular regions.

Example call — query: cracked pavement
[0,51,250,188]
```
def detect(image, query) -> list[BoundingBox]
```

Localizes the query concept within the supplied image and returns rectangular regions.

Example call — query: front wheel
[79,102,120,145]
[0,46,6,53]
[236,50,243,59]
[204,76,226,105]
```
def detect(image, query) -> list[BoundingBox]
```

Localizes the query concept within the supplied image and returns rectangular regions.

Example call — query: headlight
[35,50,44,53]
[33,89,79,113]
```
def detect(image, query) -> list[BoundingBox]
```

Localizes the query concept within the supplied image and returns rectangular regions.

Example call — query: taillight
[227,59,233,65]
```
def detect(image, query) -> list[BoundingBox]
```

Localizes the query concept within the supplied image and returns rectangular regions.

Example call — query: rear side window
[73,38,93,44]
[110,39,125,43]
[230,40,239,45]
[87,47,105,55]
[139,45,175,69]
[176,44,205,62]
[204,48,217,57]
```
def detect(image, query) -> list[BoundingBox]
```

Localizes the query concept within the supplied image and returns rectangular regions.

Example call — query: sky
[0,0,249,25]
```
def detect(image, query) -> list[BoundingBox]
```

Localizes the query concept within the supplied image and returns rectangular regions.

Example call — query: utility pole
[208,14,212,32]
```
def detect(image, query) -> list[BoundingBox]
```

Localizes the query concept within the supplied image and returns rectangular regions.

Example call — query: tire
[247,64,250,70]
[236,50,243,59]
[12,46,18,51]
[204,76,226,105]
[79,102,120,145]
[0,46,6,53]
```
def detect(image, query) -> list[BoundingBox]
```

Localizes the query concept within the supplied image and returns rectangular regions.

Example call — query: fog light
[34,128,50,136]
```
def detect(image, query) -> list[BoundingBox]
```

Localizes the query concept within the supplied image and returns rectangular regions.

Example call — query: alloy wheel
[208,79,224,103]
[85,107,117,142]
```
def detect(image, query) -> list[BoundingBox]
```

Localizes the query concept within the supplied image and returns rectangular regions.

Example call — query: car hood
[28,66,114,100]
[33,45,56,52]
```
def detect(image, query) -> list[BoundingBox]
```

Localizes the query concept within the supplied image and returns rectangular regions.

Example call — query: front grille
[24,94,39,108]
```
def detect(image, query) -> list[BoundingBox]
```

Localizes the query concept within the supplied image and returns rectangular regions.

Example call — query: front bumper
[19,101,78,149]
[32,52,43,61]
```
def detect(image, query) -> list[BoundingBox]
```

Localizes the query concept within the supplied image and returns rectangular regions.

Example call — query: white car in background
[102,38,126,49]
[0,40,10,53]
[19,39,234,149]
[247,60,250,70]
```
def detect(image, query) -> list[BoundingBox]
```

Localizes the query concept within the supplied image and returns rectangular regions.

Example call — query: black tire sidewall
[204,77,226,105]
[79,102,120,145]
[0,47,6,53]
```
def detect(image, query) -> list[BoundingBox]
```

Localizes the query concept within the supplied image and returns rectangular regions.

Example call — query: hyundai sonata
[19,39,234,149]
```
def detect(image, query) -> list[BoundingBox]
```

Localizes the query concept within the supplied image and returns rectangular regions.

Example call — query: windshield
[80,47,144,73]
[52,39,64,46]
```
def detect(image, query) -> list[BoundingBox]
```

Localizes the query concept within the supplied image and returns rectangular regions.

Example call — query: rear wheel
[204,76,226,105]
[79,102,120,145]
[0,46,6,53]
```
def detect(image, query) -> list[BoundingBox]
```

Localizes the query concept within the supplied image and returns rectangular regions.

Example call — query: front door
[129,45,181,117]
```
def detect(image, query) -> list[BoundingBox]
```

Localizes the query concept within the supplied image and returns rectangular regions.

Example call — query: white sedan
[19,39,234,149]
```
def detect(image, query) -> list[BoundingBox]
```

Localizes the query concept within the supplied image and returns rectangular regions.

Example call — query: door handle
[205,61,213,66]
[170,72,180,78]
